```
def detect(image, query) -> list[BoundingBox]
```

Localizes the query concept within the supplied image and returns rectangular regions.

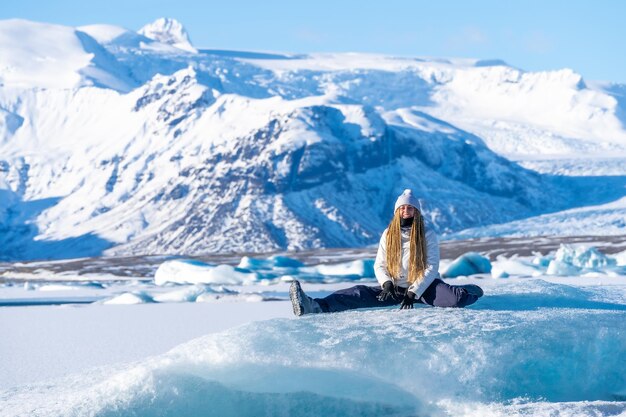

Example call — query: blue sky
[3,0,626,83]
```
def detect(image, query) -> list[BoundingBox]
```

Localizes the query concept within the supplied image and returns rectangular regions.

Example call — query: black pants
[316,279,479,313]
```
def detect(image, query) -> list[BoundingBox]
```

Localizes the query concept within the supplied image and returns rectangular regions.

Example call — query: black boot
[459,284,484,298]
[290,280,323,316]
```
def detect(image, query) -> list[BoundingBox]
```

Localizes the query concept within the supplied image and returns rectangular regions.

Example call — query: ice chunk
[238,255,303,269]
[153,285,238,303]
[546,260,581,276]
[152,285,209,303]
[490,267,509,278]
[196,292,266,303]
[531,253,552,268]
[611,249,626,266]
[312,259,375,278]
[103,292,153,304]
[155,259,256,285]
[155,257,376,286]
[547,244,617,275]
[442,252,492,277]
[491,256,542,278]
[559,245,616,269]
[38,284,83,291]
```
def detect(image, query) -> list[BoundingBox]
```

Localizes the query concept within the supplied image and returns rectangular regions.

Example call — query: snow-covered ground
[1,242,625,416]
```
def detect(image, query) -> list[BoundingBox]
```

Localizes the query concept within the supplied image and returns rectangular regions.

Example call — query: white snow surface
[450,196,626,239]
[0,19,134,90]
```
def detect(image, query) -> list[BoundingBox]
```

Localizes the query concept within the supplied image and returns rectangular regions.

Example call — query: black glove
[400,291,416,309]
[377,281,400,302]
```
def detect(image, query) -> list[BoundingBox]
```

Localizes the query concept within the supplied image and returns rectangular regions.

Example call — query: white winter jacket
[374,224,440,298]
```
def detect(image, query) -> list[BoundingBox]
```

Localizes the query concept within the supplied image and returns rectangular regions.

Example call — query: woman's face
[399,204,416,219]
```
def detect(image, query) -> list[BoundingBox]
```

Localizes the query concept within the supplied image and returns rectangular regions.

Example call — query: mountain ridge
[0,18,625,260]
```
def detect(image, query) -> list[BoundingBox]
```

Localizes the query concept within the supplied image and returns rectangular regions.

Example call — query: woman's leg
[317,285,400,313]
[418,279,481,308]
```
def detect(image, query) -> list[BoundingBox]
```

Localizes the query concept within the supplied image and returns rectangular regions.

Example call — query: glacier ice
[547,244,617,275]
[154,247,625,287]
[2,279,625,417]
[154,256,376,285]
[442,251,492,277]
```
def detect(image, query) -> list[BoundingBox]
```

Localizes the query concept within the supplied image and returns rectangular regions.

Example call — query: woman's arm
[374,229,392,287]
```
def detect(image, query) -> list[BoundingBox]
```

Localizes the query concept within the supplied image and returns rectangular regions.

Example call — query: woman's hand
[377,281,400,302]
[400,291,416,309]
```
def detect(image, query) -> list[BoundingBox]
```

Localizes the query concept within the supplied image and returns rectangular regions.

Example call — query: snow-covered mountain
[138,17,197,53]
[0,19,135,90]
[0,18,625,260]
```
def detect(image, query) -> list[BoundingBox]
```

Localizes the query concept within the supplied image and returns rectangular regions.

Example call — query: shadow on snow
[0,192,113,262]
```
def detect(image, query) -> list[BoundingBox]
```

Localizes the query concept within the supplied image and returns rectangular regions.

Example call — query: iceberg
[547,244,618,276]
[491,256,543,278]
[154,259,256,285]
[308,259,375,278]
[154,247,625,288]
[442,252,492,277]
[155,257,376,286]
[238,255,304,269]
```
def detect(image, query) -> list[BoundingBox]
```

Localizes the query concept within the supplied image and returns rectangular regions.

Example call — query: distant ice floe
[154,260,255,286]
[37,284,84,292]
[103,291,154,305]
[546,245,617,275]
[20,281,105,292]
[97,285,244,305]
[154,245,625,287]
[442,252,492,277]
[442,244,625,279]
[154,256,376,286]
[491,244,626,278]
[6,245,625,306]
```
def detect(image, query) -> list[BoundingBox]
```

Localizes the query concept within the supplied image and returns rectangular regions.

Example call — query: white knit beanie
[394,189,420,212]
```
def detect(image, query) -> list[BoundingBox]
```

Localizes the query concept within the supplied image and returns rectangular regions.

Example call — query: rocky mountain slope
[0,18,624,260]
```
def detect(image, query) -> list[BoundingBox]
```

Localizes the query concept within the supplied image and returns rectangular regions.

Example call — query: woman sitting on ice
[290,189,483,315]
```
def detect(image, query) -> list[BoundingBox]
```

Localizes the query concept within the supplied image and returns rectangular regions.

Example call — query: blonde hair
[385,209,427,284]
